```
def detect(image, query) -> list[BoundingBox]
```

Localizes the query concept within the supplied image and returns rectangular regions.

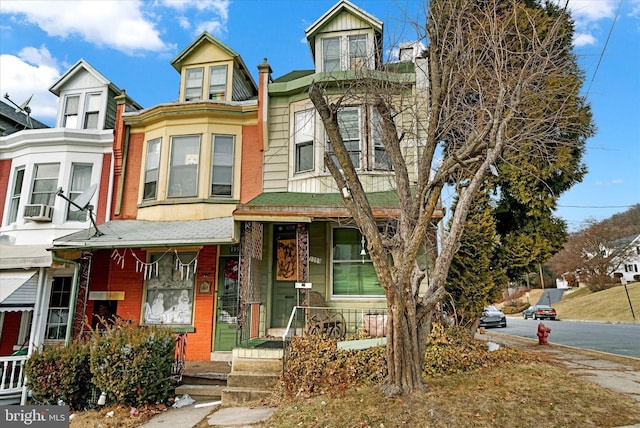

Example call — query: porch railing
[281,306,388,372]
[172,333,187,380]
[0,354,28,404]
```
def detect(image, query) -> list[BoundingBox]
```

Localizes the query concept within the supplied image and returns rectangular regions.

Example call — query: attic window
[83,93,101,129]
[63,95,79,127]
[322,37,340,72]
[185,68,203,101]
[348,35,367,70]
[209,65,227,100]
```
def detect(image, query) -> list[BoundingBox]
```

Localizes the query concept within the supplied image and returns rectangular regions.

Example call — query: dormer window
[185,68,204,101]
[209,65,227,100]
[320,34,370,72]
[83,93,101,129]
[63,96,79,127]
[348,35,367,70]
[323,37,340,72]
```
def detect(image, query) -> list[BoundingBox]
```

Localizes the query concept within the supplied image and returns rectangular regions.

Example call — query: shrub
[24,340,93,410]
[89,320,176,406]
[279,336,386,398]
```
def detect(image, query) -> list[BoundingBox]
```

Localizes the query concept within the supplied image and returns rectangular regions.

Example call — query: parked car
[522,304,557,320]
[479,306,507,328]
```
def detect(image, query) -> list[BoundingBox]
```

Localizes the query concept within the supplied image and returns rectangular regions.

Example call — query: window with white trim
[66,163,93,221]
[321,34,370,72]
[209,65,227,100]
[30,163,60,206]
[143,138,161,200]
[371,108,392,170]
[45,277,72,341]
[210,135,234,197]
[8,167,25,224]
[348,35,367,70]
[331,227,383,297]
[63,95,80,127]
[294,110,315,173]
[327,107,361,169]
[83,93,101,129]
[185,68,204,101]
[168,135,200,198]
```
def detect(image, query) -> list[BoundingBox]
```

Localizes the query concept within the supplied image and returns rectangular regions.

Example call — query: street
[496,317,640,359]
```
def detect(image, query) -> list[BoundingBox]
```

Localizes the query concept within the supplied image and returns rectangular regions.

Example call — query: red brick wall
[85,247,218,360]
[0,159,12,225]
[240,125,262,203]
[114,132,144,220]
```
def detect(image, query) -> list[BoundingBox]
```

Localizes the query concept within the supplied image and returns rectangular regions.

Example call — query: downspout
[115,124,130,217]
[51,251,80,346]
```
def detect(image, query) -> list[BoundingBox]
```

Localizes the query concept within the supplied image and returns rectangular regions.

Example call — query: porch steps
[221,347,283,405]
[175,360,231,402]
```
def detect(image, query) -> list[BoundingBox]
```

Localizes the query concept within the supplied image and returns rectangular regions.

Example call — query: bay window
[211,135,234,197]
[143,138,161,200]
[66,163,93,221]
[327,108,361,169]
[30,163,59,206]
[8,167,24,224]
[168,135,200,198]
[45,277,72,341]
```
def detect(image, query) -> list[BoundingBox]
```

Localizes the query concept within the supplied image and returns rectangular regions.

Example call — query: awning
[0,270,38,312]
[52,217,236,250]
[0,244,52,269]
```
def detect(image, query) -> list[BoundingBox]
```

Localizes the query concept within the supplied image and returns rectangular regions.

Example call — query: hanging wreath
[224,259,239,281]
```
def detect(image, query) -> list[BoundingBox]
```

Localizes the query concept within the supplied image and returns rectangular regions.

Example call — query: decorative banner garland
[110,248,200,280]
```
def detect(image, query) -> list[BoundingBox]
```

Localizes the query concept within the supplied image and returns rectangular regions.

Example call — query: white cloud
[573,32,596,47]
[161,0,229,36]
[0,0,170,54]
[595,179,624,186]
[0,47,61,124]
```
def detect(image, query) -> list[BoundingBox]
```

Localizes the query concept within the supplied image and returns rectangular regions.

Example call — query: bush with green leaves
[24,340,93,410]
[89,320,176,406]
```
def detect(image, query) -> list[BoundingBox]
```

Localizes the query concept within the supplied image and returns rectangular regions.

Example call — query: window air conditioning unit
[23,204,54,222]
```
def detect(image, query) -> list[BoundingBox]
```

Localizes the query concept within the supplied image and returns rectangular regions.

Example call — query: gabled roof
[48,59,142,109]
[170,32,257,91]
[305,0,383,59]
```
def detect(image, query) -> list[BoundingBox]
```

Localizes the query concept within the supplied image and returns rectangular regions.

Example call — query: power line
[584,0,623,97]
[557,204,637,209]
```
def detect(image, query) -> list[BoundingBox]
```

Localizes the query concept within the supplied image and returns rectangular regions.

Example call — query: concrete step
[174,383,225,400]
[221,386,273,405]
[181,373,227,386]
[226,372,279,389]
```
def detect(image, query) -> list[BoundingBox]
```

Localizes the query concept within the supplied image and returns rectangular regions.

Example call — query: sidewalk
[140,332,640,428]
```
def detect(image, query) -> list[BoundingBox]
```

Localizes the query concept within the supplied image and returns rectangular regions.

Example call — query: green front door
[270,224,298,328]
[214,257,239,351]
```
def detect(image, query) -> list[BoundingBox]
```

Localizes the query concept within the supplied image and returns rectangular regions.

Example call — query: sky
[1,0,638,232]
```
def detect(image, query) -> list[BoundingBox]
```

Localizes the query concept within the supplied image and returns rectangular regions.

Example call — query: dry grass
[555,282,639,322]
[262,361,640,428]
[69,403,166,427]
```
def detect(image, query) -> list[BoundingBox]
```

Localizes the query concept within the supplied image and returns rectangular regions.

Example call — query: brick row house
[0,60,141,403]
[2,0,442,373]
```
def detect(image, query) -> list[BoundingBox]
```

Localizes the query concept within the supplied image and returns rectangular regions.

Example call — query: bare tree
[309,0,591,395]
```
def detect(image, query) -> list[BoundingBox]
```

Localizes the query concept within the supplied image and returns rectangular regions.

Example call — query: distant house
[0,59,140,403]
[610,234,640,283]
[0,97,49,136]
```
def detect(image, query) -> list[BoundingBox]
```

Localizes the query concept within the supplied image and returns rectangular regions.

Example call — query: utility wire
[584,0,623,97]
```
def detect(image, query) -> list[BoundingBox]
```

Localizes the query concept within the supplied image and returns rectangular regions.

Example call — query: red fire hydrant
[537,322,551,345]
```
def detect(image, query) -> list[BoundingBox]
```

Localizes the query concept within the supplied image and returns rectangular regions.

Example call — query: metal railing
[281,306,388,372]
[0,354,28,403]
[172,333,187,380]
